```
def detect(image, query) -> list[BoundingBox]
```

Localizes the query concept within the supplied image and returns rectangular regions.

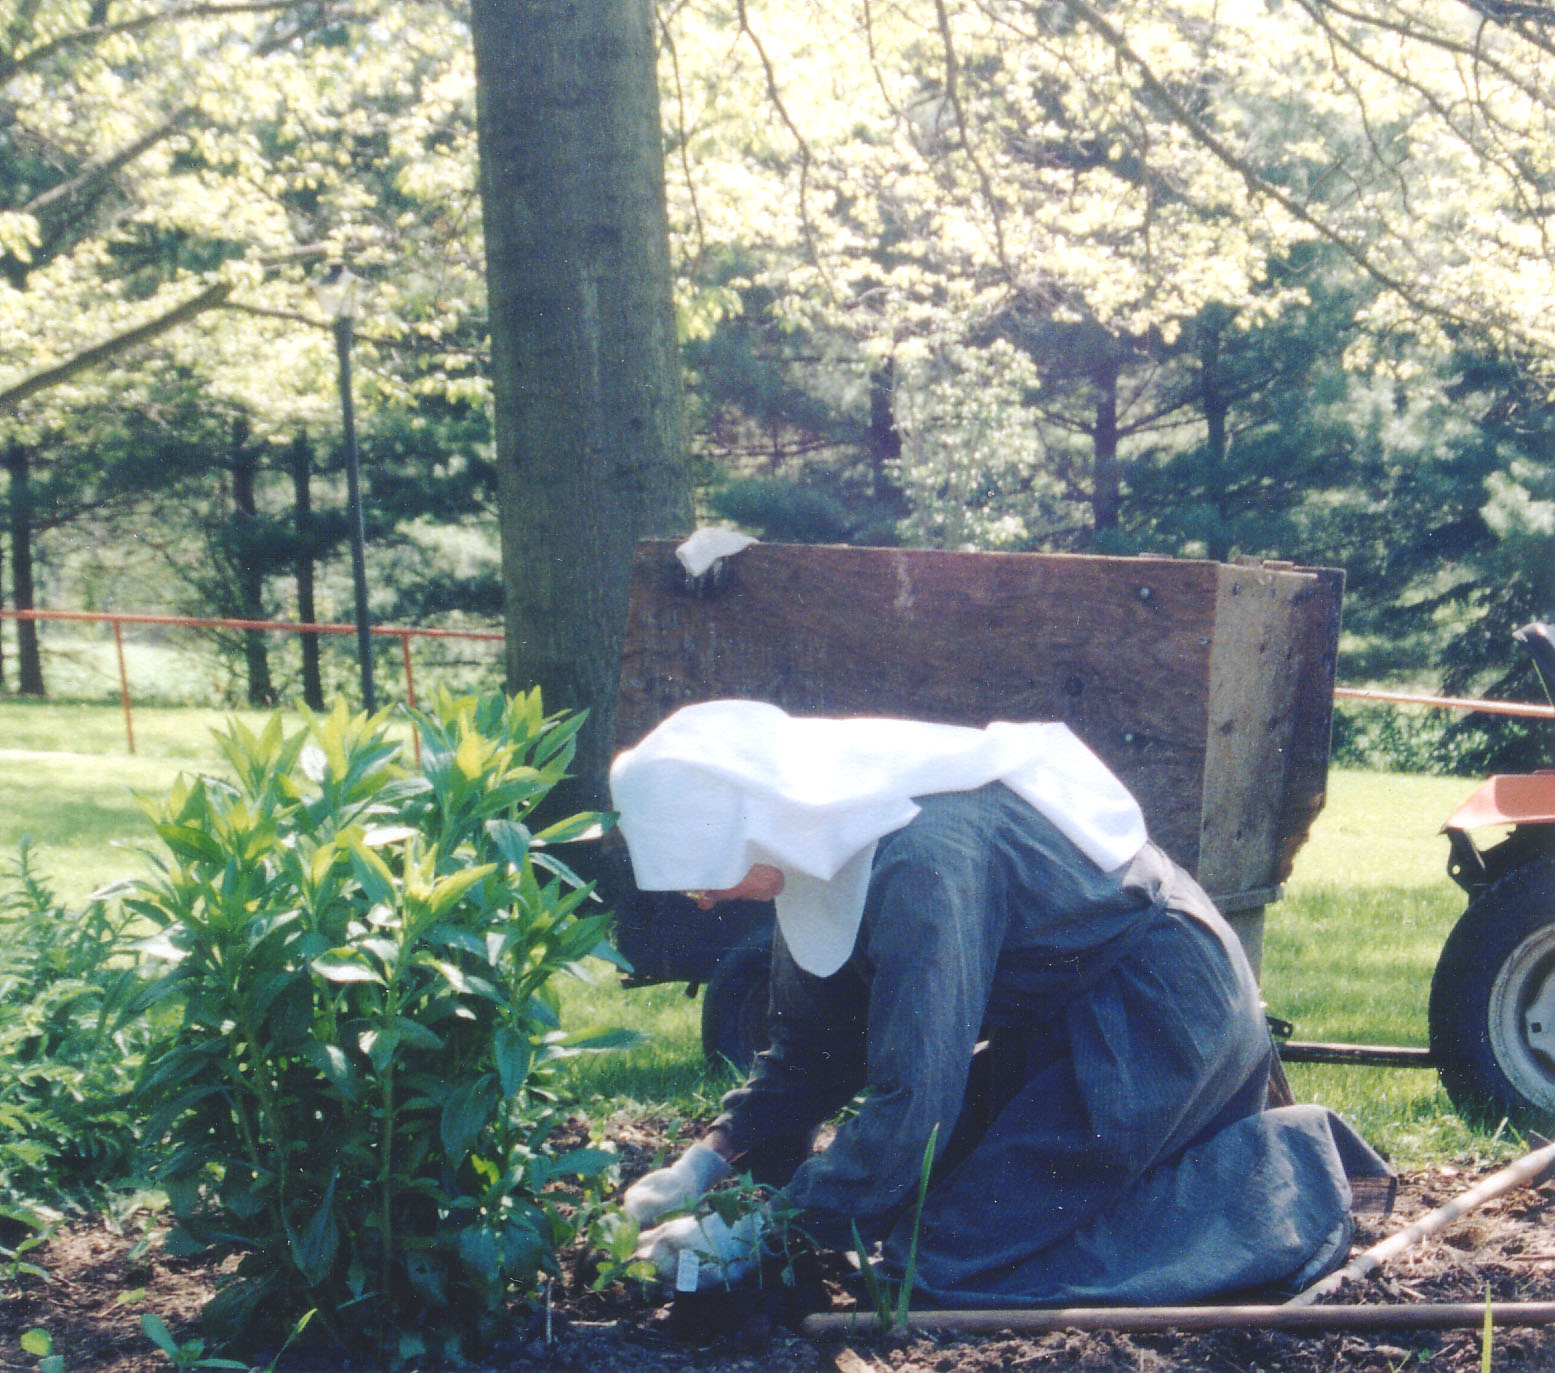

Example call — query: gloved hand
[633,1209,766,1290]
[621,1141,733,1224]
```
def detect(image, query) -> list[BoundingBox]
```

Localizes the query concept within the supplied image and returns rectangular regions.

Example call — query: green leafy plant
[129,691,631,1366]
[0,844,149,1210]
[0,1204,52,1287]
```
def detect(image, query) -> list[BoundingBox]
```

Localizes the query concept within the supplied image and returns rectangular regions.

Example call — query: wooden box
[613,540,1343,976]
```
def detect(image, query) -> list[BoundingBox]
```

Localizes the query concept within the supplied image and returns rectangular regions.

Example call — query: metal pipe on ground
[1277,1042,1434,1067]
[802,1301,1555,1339]
[1285,1136,1555,1307]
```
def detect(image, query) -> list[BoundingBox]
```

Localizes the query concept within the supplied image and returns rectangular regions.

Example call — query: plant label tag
[675,1247,700,1292]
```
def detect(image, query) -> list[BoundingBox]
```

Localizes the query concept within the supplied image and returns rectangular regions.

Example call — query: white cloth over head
[608,700,1149,978]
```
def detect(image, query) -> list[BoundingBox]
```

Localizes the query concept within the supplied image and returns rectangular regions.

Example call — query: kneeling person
[610,700,1389,1305]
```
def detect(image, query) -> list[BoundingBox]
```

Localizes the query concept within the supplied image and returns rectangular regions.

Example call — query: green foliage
[0,843,148,1208]
[127,691,631,1365]
[1330,702,1478,777]
[705,477,864,545]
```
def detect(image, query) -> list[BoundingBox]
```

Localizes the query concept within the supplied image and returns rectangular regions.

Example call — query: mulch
[4,1140,1553,1373]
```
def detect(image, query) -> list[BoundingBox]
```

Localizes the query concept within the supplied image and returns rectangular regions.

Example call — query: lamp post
[315,263,376,712]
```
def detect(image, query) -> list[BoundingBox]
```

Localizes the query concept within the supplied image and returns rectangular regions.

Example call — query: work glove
[621,1141,733,1224]
[634,1208,766,1291]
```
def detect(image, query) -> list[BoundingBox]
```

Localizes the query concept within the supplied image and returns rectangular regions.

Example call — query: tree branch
[22,109,195,226]
[2,0,322,82]
[0,282,232,413]
[734,0,829,286]
[932,0,1013,284]
[1057,0,1491,342]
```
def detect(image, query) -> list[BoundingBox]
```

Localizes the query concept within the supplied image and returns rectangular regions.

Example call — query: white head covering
[608,700,1148,977]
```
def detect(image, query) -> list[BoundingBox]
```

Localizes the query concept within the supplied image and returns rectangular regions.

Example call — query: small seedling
[139,1313,247,1370]
[850,1123,939,1332]
[20,1328,64,1373]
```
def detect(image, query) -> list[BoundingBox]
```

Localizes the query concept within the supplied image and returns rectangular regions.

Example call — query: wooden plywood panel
[616,542,1226,871]
[1271,566,1345,884]
[1195,564,1318,898]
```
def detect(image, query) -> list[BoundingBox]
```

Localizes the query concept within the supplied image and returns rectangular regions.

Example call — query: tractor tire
[700,938,771,1073]
[1429,858,1555,1130]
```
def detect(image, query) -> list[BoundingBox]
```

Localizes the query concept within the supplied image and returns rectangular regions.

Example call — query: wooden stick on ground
[1285,1137,1555,1308]
[801,1300,1555,1339]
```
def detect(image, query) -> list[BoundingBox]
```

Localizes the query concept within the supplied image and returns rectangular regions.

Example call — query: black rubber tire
[1429,859,1555,1130]
[700,938,771,1073]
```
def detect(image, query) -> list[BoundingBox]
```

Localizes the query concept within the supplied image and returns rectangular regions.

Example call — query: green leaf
[139,1312,180,1358]
[457,1224,499,1276]
[163,1176,202,1221]
[20,1330,52,1357]
[393,1015,446,1052]
[440,1075,498,1159]
[155,822,225,865]
[311,950,385,985]
[494,1027,533,1097]
[852,1221,891,1327]
[423,925,488,960]
[423,956,474,995]
[360,1027,400,1072]
[529,850,591,889]
[162,1225,208,1256]
[348,844,397,908]
[134,931,189,963]
[290,1175,340,1287]
[533,813,606,846]
[362,824,419,847]
[299,743,328,784]
[453,731,489,781]
[559,1026,644,1053]
[546,1147,618,1181]
[895,1122,939,1328]
[301,1041,359,1100]
[484,818,532,866]
[425,865,497,920]
[587,939,633,972]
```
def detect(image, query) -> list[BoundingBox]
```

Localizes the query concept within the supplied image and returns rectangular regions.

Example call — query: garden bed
[6,1118,1555,1373]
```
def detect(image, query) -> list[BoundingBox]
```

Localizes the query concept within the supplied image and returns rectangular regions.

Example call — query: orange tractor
[1428,623,1555,1129]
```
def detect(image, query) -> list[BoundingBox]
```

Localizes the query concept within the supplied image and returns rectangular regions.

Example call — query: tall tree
[3,440,42,694]
[288,434,325,711]
[470,0,692,807]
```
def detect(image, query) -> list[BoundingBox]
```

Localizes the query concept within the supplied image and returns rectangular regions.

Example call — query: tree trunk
[290,435,324,710]
[0,523,6,693]
[1090,361,1121,540]
[471,0,693,810]
[1199,317,1233,562]
[867,360,907,517]
[230,419,274,707]
[4,442,45,696]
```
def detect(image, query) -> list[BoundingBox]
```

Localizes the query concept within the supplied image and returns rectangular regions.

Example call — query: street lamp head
[314,261,360,322]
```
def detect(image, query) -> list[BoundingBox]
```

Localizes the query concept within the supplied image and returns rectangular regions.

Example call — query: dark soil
[5,1132,1555,1373]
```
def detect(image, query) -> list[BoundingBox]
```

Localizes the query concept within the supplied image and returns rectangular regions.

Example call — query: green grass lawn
[1263,769,1496,1162]
[0,697,1521,1165]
